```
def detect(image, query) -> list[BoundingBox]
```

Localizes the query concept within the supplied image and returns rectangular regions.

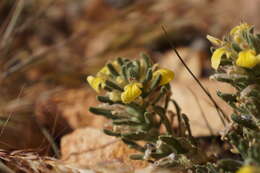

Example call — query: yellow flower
[211,47,231,70]
[230,23,251,36]
[97,60,120,77]
[121,82,142,104]
[207,35,223,46]
[87,76,105,93]
[237,165,260,173]
[236,49,260,68]
[98,66,110,76]
[230,23,251,43]
[153,68,174,85]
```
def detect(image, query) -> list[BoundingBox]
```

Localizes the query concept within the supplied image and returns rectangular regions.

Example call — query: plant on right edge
[208,23,260,173]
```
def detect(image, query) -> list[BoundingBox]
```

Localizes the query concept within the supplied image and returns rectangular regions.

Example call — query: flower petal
[230,23,251,36]
[121,82,142,103]
[99,66,110,74]
[206,35,222,46]
[153,68,174,85]
[211,47,230,70]
[230,23,252,43]
[236,49,258,68]
[97,60,121,77]
[236,165,259,173]
[87,76,105,93]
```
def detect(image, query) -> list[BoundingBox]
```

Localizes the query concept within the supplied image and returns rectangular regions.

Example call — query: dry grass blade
[0,149,92,173]
[0,0,24,50]
[0,84,25,140]
[0,31,87,81]
[14,0,55,34]
[38,123,60,158]
[29,109,60,158]
[0,112,13,138]
[161,25,230,126]
[0,160,15,173]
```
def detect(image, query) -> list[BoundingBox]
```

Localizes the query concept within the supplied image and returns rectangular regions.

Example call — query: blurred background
[0,0,259,158]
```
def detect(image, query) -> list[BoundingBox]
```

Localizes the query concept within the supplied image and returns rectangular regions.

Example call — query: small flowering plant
[87,54,174,104]
[208,23,260,172]
[87,54,207,169]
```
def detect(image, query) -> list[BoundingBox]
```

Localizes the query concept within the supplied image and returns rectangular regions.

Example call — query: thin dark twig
[161,25,230,126]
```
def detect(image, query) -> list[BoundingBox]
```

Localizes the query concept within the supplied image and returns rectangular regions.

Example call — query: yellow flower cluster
[237,166,260,173]
[207,23,260,70]
[87,57,174,104]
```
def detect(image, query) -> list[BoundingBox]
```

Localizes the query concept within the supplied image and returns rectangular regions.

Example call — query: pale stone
[158,47,203,82]
[60,127,148,170]
[170,80,234,136]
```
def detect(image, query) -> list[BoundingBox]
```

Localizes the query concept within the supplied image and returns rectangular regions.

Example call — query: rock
[60,127,147,170]
[170,79,234,136]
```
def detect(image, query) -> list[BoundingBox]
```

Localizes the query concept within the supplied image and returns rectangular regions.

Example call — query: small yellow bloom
[206,35,222,46]
[153,68,174,85]
[236,49,260,68]
[236,165,260,173]
[87,76,105,93]
[97,61,120,76]
[211,47,231,70]
[230,23,251,36]
[98,66,110,76]
[121,82,143,104]
[230,23,252,43]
